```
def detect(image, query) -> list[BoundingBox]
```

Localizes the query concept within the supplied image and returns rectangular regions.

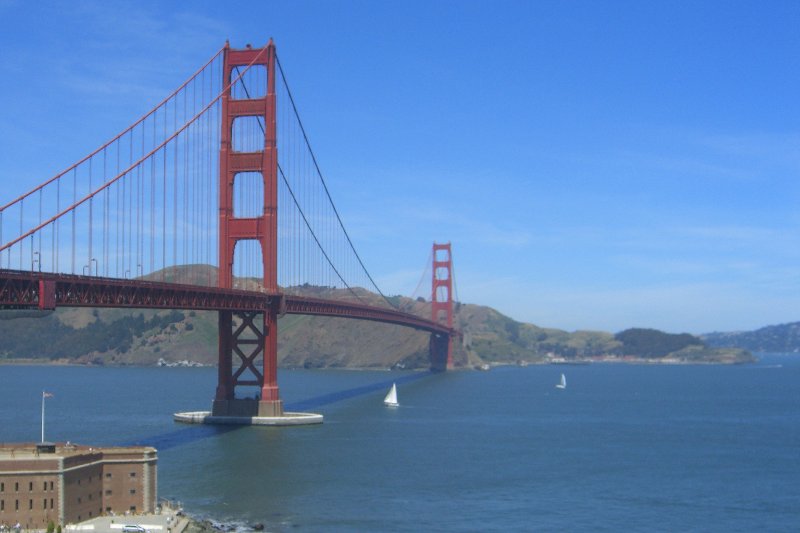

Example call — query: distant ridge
[703,322,800,353]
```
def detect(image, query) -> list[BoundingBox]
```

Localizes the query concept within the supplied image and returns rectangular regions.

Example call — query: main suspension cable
[274,55,396,309]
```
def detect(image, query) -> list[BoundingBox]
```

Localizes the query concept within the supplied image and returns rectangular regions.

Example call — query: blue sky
[0,1,798,334]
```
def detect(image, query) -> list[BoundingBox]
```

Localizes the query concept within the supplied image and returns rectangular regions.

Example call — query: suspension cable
[1,51,265,256]
[0,46,226,213]
[233,64,386,306]
[276,164,364,303]
[274,54,396,308]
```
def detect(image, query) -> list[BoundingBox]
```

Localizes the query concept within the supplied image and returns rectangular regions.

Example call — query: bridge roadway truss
[0,269,453,335]
[0,269,271,312]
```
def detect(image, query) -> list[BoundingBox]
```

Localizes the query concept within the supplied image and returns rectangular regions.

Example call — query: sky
[0,0,798,334]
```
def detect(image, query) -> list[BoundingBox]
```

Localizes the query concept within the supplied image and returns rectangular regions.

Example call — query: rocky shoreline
[183,516,266,533]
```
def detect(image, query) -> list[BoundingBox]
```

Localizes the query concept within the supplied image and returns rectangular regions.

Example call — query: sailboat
[555,373,566,389]
[384,382,399,407]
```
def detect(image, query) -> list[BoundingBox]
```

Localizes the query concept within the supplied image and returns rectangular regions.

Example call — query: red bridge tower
[430,242,454,370]
[214,41,283,417]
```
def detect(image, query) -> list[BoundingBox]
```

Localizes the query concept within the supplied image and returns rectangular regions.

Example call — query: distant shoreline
[0,356,760,368]
[0,358,80,366]
[549,354,756,365]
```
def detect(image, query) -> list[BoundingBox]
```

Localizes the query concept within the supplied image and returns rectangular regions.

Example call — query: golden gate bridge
[0,40,457,422]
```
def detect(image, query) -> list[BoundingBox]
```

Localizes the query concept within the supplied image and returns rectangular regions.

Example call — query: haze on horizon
[0,1,797,335]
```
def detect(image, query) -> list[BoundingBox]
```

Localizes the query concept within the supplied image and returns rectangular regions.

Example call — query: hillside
[0,267,753,367]
[703,322,800,353]
[614,328,751,363]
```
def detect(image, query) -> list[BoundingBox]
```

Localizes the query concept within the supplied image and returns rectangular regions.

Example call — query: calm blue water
[1,356,798,532]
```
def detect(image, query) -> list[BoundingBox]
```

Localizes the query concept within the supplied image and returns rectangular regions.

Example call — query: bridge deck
[0,269,452,335]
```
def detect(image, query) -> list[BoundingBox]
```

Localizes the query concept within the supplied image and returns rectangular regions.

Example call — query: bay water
[1,356,798,532]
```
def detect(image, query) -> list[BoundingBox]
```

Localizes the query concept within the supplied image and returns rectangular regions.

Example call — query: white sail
[384,383,399,406]
[556,374,566,389]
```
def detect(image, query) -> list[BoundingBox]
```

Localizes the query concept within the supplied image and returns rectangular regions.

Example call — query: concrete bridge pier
[429,332,452,372]
[176,303,320,426]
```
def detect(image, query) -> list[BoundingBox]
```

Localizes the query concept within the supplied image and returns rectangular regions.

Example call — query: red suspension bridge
[0,41,457,419]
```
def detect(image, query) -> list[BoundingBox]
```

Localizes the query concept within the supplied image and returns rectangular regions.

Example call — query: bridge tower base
[211,304,283,418]
[186,299,321,425]
[429,332,451,372]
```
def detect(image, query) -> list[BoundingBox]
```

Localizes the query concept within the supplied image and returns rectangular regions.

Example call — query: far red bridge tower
[430,242,454,370]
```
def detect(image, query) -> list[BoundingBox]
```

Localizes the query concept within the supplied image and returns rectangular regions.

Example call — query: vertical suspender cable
[126,133,132,276]
[55,178,60,272]
[199,69,205,283]
[138,126,143,276]
[162,103,167,279]
[71,169,76,274]
[116,140,120,277]
[37,190,42,271]
[102,147,107,276]
[183,85,189,275]
[19,199,23,270]
[276,55,395,308]
[192,77,197,276]
[173,97,178,279]
[150,113,156,275]
[88,159,93,274]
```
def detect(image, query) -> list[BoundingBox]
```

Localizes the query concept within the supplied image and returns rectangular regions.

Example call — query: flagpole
[41,390,45,443]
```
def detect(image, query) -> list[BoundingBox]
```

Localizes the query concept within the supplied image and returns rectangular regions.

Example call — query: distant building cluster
[0,443,156,530]
[156,358,205,368]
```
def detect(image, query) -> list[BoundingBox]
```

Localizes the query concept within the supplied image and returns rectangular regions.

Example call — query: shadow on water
[285,370,431,411]
[120,424,241,450]
[119,371,433,451]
